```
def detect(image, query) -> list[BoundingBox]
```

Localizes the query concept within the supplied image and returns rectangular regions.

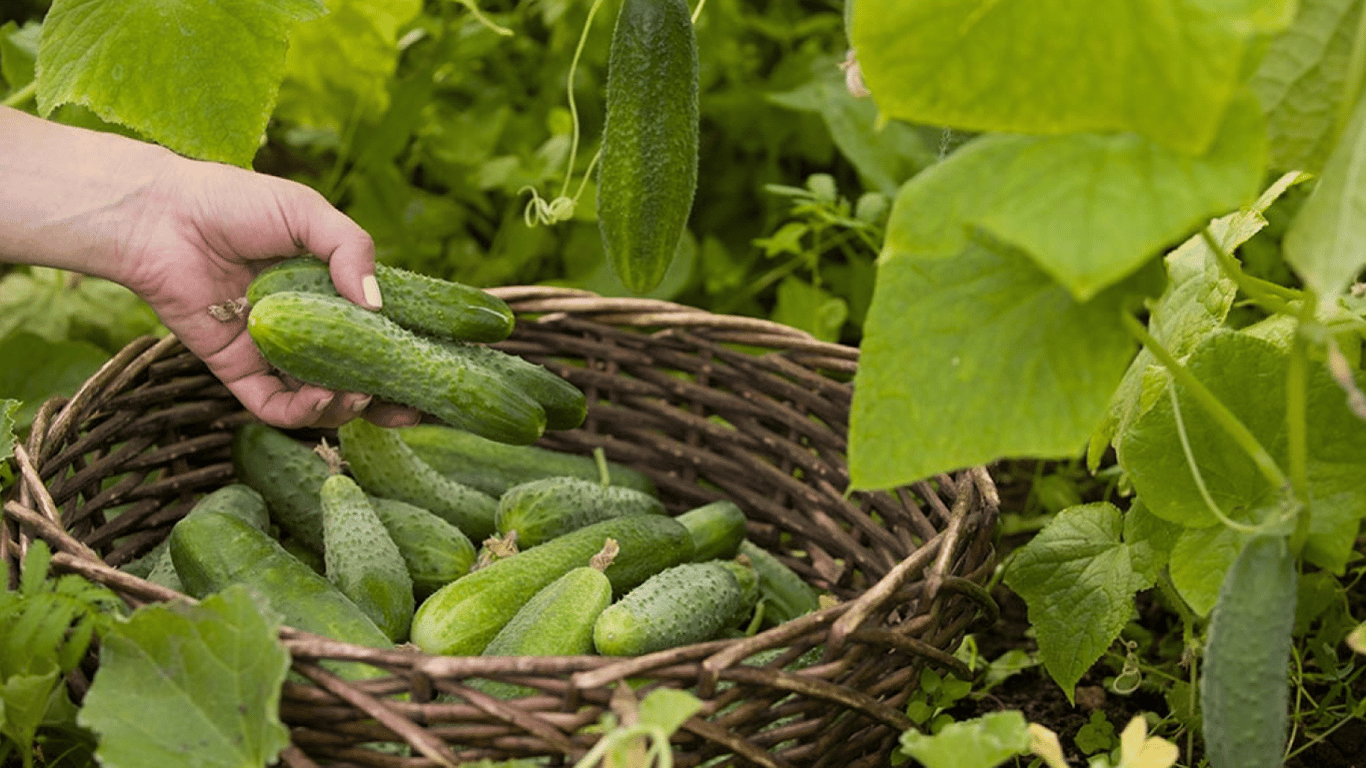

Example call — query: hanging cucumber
[596,0,699,294]
[1200,534,1298,768]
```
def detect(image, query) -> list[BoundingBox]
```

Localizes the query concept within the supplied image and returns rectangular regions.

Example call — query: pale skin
[0,106,417,429]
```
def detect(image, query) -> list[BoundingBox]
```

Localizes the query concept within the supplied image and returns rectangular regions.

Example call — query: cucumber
[495,476,665,548]
[597,0,699,294]
[338,418,498,541]
[247,291,547,445]
[445,341,587,431]
[593,560,753,657]
[738,540,821,626]
[168,511,393,680]
[320,475,414,641]
[145,483,271,593]
[409,514,694,656]
[247,257,515,343]
[231,421,332,553]
[397,424,656,497]
[716,556,760,627]
[675,500,747,562]
[280,537,326,575]
[1200,535,1298,768]
[368,496,476,598]
[477,541,618,698]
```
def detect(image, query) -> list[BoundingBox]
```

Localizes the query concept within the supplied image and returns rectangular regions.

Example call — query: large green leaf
[1088,171,1308,467]
[275,0,422,132]
[1283,94,1366,302]
[1250,0,1363,174]
[36,0,326,167]
[1004,503,1156,702]
[78,586,292,768]
[883,93,1265,301]
[0,332,108,432]
[897,710,1030,768]
[848,240,1160,490]
[1118,330,1366,575]
[849,0,1294,154]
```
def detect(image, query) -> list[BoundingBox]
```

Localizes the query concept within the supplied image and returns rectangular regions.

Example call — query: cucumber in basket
[231,421,332,554]
[398,423,656,497]
[593,558,758,656]
[144,483,270,593]
[169,510,393,681]
[247,290,549,444]
[495,476,665,548]
[320,474,414,642]
[247,256,516,343]
[409,514,694,656]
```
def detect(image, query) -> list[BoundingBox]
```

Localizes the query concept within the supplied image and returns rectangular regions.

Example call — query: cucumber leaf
[896,710,1030,768]
[848,239,1161,490]
[1117,331,1366,577]
[1250,0,1364,175]
[1283,94,1366,302]
[78,585,292,768]
[882,92,1265,301]
[849,0,1293,155]
[36,0,326,167]
[1003,503,1156,702]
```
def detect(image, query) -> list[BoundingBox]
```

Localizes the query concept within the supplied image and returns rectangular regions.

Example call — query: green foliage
[0,541,124,768]
[895,710,1030,768]
[78,584,293,768]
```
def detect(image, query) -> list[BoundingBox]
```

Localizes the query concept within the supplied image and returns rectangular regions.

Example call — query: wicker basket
[3,286,1000,768]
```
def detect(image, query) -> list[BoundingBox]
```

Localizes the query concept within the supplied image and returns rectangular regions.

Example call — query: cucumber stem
[594,447,612,487]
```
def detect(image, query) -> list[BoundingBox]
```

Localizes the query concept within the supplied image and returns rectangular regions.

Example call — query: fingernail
[350,395,372,413]
[362,275,382,309]
[313,394,334,413]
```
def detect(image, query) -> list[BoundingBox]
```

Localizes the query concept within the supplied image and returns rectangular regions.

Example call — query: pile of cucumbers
[127,419,822,685]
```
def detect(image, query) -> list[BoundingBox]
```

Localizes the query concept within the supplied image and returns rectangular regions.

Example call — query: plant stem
[1120,312,1289,492]
[1286,303,1315,553]
[1200,229,1301,313]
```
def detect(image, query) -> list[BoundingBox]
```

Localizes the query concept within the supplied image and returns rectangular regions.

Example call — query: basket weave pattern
[4,287,999,768]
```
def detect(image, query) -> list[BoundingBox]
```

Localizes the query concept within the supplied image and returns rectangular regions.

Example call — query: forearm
[0,106,175,284]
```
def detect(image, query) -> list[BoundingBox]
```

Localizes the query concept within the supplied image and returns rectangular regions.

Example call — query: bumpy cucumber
[716,557,760,627]
[1200,535,1298,768]
[738,540,821,625]
[597,0,699,294]
[247,291,547,444]
[446,341,587,430]
[231,421,331,553]
[593,560,754,656]
[397,424,656,497]
[409,514,694,656]
[368,496,476,598]
[320,475,414,641]
[169,511,393,680]
[338,418,498,541]
[676,500,747,562]
[145,483,270,593]
[477,541,617,698]
[247,257,515,343]
[495,476,665,548]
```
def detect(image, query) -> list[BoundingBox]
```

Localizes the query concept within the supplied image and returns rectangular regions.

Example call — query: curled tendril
[521,186,578,227]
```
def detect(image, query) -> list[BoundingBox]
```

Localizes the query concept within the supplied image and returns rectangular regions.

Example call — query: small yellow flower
[1116,716,1179,768]
[1027,723,1069,768]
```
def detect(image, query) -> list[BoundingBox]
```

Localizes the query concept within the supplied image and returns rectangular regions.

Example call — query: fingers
[277,182,381,310]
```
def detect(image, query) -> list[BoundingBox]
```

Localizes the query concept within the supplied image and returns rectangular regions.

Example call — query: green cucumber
[716,557,760,628]
[338,418,498,540]
[231,421,331,553]
[597,0,699,294]
[169,511,393,680]
[446,341,587,430]
[1200,535,1298,768]
[368,496,476,598]
[495,476,665,548]
[247,291,547,445]
[397,424,656,497]
[145,483,271,593]
[320,475,414,641]
[593,560,753,657]
[676,500,747,562]
[738,540,821,626]
[247,257,515,343]
[409,514,694,656]
[477,540,618,698]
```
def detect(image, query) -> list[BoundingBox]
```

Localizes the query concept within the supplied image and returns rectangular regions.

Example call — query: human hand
[113,156,420,429]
